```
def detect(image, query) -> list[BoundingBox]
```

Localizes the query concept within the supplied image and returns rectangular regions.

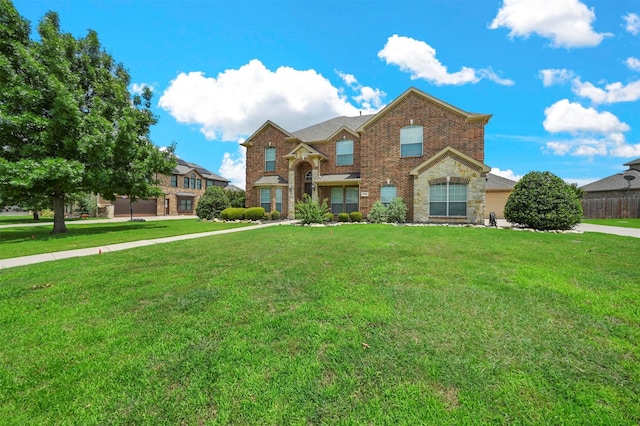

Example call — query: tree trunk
[51,193,68,234]
[32,211,40,220]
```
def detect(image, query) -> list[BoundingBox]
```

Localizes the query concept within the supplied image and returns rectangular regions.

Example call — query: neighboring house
[97,158,230,217]
[242,87,493,224]
[580,157,640,219]
[485,173,517,219]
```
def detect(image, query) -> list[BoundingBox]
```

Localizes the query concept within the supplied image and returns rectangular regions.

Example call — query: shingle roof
[254,175,288,185]
[486,173,517,190]
[581,169,640,192]
[315,173,361,183]
[291,115,375,142]
[623,157,640,169]
[173,158,229,182]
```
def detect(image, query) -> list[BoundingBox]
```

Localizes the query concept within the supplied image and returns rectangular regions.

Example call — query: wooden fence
[582,197,640,219]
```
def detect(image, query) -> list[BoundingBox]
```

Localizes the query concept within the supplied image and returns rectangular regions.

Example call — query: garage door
[114,198,157,216]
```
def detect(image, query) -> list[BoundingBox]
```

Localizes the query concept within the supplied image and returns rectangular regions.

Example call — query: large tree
[0,1,175,233]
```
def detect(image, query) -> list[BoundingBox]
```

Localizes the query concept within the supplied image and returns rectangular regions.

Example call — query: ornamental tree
[504,171,583,230]
[0,1,175,233]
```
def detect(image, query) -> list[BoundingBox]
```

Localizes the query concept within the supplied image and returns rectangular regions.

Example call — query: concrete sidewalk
[486,219,640,238]
[0,220,297,270]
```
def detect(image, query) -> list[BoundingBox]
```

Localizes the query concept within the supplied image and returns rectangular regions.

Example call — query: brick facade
[243,87,491,223]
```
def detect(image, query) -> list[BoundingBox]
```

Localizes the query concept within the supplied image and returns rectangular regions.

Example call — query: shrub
[504,171,583,230]
[270,210,281,220]
[323,212,334,222]
[221,207,246,220]
[338,212,350,222]
[295,194,330,225]
[368,201,388,223]
[386,197,408,223]
[225,188,246,208]
[196,186,230,220]
[245,207,266,220]
[349,211,363,222]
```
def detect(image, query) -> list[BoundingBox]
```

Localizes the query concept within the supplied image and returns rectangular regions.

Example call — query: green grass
[0,225,638,424]
[0,214,105,225]
[583,218,640,229]
[0,219,251,260]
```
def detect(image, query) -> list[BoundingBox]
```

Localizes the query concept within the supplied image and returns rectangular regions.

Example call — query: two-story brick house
[102,158,230,217]
[242,87,492,224]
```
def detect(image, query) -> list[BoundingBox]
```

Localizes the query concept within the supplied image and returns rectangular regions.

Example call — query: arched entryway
[295,162,314,201]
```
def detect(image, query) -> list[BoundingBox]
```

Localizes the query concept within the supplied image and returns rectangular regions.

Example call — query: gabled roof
[486,173,517,190]
[241,120,294,147]
[410,146,490,176]
[173,158,229,182]
[358,87,492,132]
[289,115,374,143]
[284,142,328,161]
[623,157,640,169]
[581,169,640,192]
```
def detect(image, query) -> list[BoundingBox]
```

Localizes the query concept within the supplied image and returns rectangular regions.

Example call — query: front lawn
[582,218,640,229]
[0,219,251,260]
[0,225,638,424]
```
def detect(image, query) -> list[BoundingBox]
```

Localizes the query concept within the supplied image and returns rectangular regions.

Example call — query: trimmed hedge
[349,211,363,222]
[270,210,281,220]
[221,207,246,220]
[338,213,350,222]
[245,207,266,220]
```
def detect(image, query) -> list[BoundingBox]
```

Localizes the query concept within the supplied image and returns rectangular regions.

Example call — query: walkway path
[0,219,297,270]
[1,217,637,271]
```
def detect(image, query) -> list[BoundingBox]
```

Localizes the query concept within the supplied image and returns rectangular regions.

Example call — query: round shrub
[196,186,229,220]
[338,212,350,222]
[368,201,387,223]
[270,210,281,220]
[245,207,266,220]
[504,171,582,230]
[224,207,246,220]
[323,212,334,222]
[349,211,363,222]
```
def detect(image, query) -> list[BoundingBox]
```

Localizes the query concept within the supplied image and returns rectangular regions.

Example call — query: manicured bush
[245,207,266,221]
[295,194,330,225]
[387,197,408,223]
[221,207,246,220]
[504,171,583,230]
[196,186,230,220]
[349,211,363,222]
[225,188,246,208]
[338,212,350,222]
[323,212,334,222]
[368,201,387,223]
[270,210,281,220]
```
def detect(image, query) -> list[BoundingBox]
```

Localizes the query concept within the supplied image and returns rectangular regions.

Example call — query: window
[196,179,202,190]
[206,180,214,188]
[183,177,189,188]
[400,125,423,157]
[336,139,354,166]
[430,183,467,216]
[331,187,359,213]
[178,198,193,212]
[260,188,271,212]
[190,174,196,189]
[380,186,397,206]
[275,187,282,213]
[171,175,178,187]
[265,147,276,172]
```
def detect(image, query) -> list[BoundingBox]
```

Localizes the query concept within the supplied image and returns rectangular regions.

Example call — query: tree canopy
[0,0,175,233]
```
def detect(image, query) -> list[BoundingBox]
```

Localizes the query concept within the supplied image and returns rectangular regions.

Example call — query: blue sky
[14,0,640,189]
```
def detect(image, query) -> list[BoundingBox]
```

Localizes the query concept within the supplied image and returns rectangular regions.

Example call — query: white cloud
[158,59,383,141]
[623,12,640,35]
[377,35,513,86]
[572,79,640,104]
[543,99,630,134]
[626,57,640,72]
[219,144,246,189]
[336,70,386,110]
[545,133,640,158]
[490,167,523,181]
[489,0,609,48]
[539,69,576,87]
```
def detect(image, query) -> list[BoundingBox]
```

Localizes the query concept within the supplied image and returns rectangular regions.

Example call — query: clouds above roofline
[377,35,514,86]
[489,0,610,48]
[158,59,386,142]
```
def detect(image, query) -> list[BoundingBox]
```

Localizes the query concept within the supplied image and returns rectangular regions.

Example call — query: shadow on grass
[0,222,167,245]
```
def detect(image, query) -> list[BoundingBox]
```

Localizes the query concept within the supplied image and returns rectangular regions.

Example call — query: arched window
[305,170,313,182]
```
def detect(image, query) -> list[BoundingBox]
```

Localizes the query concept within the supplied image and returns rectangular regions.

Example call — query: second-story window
[183,177,189,188]
[190,174,196,189]
[171,175,178,187]
[336,139,354,166]
[400,125,423,157]
[265,147,276,172]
